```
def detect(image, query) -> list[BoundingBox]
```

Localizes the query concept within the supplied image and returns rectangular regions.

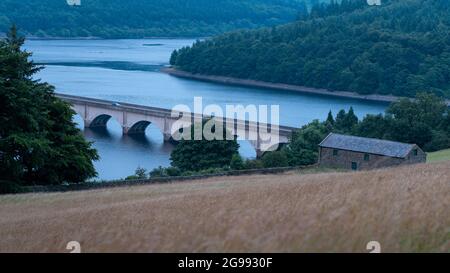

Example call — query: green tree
[0,26,99,187]
[424,130,450,152]
[170,121,239,172]
[334,108,358,133]
[355,114,390,139]
[165,167,182,177]
[126,166,148,180]
[384,93,447,149]
[284,120,329,166]
[326,110,335,126]
[135,167,148,179]
[442,109,450,134]
[262,151,289,168]
[334,109,347,132]
[149,166,167,178]
[230,154,245,170]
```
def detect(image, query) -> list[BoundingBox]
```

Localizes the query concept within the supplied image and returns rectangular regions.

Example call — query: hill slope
[0,162,448,252]
[171,0,450,98]
[0,0,313,38]
[428,149,450,163]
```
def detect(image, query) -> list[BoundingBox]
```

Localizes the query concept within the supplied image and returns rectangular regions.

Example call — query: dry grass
[0,163,449,253]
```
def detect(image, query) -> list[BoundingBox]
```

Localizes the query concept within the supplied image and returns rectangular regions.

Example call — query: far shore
[15,36,204,41]
[163,67,450,106]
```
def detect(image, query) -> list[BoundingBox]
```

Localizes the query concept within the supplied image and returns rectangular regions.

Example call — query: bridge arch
[126,120,152,135]
[234,131,287,158]
[70,104,125,130]
[89,114,113,128]
[238,140,257,159]
[124,114,167,137]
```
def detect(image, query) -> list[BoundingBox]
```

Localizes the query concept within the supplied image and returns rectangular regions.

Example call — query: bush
[0,181,23,194]
[179,167,228,177]
[125,167,148,180]
[196,168,225,175]
[125,175,140,181]
[243,159,264,170]
[165,167,182,177]
[262,151,289,168]
[149,166,167,178]
[181,171,197,177]
[230,154,245,170]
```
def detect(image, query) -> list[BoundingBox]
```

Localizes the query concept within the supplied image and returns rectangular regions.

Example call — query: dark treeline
[0,0,317,38]
[171,0,450,98]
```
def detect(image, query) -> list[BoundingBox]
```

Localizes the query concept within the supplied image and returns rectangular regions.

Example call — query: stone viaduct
[56,94,297,157]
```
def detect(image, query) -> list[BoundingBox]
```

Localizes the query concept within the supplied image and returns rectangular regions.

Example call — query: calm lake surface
[24,39,387,180]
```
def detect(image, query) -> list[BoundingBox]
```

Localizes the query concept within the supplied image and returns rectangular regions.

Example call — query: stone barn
[318,133,426,171]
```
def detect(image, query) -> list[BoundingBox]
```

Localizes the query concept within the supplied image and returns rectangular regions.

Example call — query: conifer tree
[0,26,99,189]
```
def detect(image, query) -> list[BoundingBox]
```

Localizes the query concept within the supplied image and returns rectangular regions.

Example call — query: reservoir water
[24,39,387,180]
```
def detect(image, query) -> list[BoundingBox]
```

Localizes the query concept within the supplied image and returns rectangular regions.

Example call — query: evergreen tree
[344,107,359,131]
[326,110,335,125]
[0,26,98,188]
[334,109,348,132]
[325,110,335,132]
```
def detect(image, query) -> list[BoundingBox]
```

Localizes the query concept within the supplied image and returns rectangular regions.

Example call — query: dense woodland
[0,0,318,38]
[171,0,450,98]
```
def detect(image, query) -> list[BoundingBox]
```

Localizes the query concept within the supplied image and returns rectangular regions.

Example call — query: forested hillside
[0,0,316,38]
[171,0,450,98]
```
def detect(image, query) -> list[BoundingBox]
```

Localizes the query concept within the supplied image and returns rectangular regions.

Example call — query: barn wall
[403,147,427,164]
[319,147,426,170]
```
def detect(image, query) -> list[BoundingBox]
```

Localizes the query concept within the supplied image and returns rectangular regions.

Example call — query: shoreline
[19,36,205,41]
[163,68,450,106]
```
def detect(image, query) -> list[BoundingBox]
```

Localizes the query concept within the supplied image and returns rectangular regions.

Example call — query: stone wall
[21,166,309,194]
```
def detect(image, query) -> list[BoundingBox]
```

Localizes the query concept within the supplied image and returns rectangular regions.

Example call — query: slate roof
[319,133,417,158]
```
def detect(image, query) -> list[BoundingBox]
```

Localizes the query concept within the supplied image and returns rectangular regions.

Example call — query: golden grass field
[0,162,448,253]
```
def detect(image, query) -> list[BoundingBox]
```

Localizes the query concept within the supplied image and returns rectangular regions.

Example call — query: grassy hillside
[428,149,450,163]
[0,162,448,253]
[0,0,313,38]
[171,0,450,98]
